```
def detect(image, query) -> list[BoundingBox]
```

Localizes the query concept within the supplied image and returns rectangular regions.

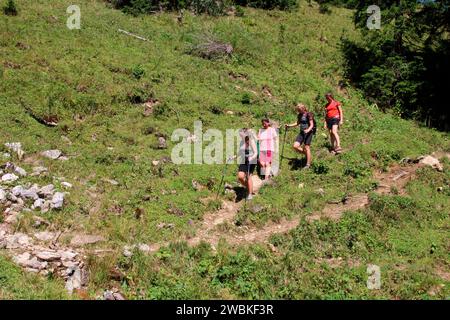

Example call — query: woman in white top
[257,118,277,181]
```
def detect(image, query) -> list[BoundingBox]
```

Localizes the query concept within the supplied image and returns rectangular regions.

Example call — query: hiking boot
[304,164,311,169]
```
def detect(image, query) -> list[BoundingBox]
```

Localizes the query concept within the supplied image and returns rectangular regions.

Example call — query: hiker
[257,118,277,181]
[237,128,257,200]
[324,92,344,154]
[285,103,315,168]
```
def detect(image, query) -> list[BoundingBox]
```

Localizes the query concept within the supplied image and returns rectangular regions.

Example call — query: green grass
[0,0,449,299]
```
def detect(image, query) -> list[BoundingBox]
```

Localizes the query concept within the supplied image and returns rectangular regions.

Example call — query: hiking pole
[216,155,236,200]
[280,126,288,168]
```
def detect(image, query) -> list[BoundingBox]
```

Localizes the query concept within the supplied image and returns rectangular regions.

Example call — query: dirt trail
[173,156,444,249]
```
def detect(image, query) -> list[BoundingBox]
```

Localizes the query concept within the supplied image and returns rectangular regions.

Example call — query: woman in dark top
[237,128,258,200]
[285,104,315,169]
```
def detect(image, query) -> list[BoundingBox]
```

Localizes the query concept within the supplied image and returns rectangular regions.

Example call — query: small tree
[3,0,18,16]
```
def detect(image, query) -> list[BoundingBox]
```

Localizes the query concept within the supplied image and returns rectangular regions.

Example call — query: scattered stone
[41,149,62,160]
[14,252,47,270]
[113,292,125,300]
[0,188,6,202]
[167,206,184,216]
[61,181,73,189]
[152,160,160,166]
[192,179,203,191]
[34,250,61,261]
[65,267,87,293]
[4,142,24,160]
[157,137,167,149]
[60,250,78,261]
[316,188,325,196]
[298,183,305,189]
[12,185,24,197]
[393,171,408,181]
[226,110,234,115]
[2,173,19,182]
[437,187,443,192]
[103,290,115,300]
[5,233,32,249]
[419,155,444,172]
[70,235,105,247]
[59,156,70,161]
[38,184,54,198]
[41,200,52,213]
[51,192,65,209]
[1,152,11,159]
[34,231,55,242]
[14,166,27,176]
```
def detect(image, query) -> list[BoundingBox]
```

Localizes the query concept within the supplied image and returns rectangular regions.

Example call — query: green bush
[234,0,298,10]
[312,161,329,175]
[3,0,18,16]
[132,64,145,80]
[241,92,251,104]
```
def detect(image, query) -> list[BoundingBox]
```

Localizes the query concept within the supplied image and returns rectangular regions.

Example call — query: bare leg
[329,129,336,150]
[238,172,246,186]
[265,164,271,180]
[247,174,253,194]
[332,125,341,150]
[293,142,303,153]
[304,145,311,166]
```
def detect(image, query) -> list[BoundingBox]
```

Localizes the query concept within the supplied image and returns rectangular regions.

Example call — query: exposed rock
[157,222,175,229]
[4,142,24,160]
[51,192,65,209]
[60,250,78,261]
[6,233,32,249]
[157,137,167,149]
[12,185,24,197]
[14,166,27,176]
[70,234,105,247]
[152,160,160,166]
[419,155,444,172]
[249,204,264,214]
[2,173,18,182]
[113,292,125,300]
[58,156,69,161]
[32,198,44,210]
[65,267,88,293]
[41,200,52,213]
[103,178,119,186]
[61,181,73,189]
[0,188,5,202]
[34,250,61,261]
[38,184,54,198]
[103,290,115,300]
[61,136,72,145]
[1,152,11,159]
[316,188,325,196]
[13,252,47,270]
[41,149,62,160]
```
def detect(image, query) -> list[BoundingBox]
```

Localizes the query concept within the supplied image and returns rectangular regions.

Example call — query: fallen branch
[20,98,58,127]
[118,29,149,42]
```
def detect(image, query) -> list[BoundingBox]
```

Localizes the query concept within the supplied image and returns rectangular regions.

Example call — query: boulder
[38,184,54,198]
[34,250,61,262]
[51,192,65,209]
[14,166,27,176]
[34,231,55,242]
[13,252,47,270]
[419,155,444,172]
[61,181,73,189]
[32,198,45,210]
[1,173,18,182]
[0,188,5,202]
[31,166,48,176]
[41,149,62,160]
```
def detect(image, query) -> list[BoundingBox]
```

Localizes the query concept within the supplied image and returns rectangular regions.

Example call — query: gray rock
[6,233,32,249]
[34,250,61,261]
[103,290,115,300]
[14,166,27,177]
[61,181,73,189]
[65,267,82,293]
[13,252,46,269]
[60,250,78,261]
[58,156,69,161]
[70,234,105,247]
[32,198,45,210]
[5,142,24,159]
[1,152,11,159]
[51,192,65,209]
[1,173,18,183]
[157,137,167,149]
[41,149,62,160]
[419,155,444,172]
[113,292,125,300]
[41,200,52,213]
[12,185,24,196]
[0,188,5,202]
[38,184,54,198]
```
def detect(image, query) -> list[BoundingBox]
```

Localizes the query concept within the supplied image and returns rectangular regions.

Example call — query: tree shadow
[288,157,306,171]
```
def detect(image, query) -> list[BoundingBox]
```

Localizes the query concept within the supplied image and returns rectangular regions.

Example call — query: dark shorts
[326,117,340,130]
[238,163,256,175]
[295,131,313,146]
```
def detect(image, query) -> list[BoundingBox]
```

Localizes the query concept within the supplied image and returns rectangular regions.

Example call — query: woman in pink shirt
[258,118,277,181]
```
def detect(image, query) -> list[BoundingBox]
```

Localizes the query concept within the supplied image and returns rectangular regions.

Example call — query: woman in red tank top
[323,92,344,154]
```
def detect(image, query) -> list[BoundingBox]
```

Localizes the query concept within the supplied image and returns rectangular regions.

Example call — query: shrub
[234,0,298,10]
[312,161,329,175]
[241,92,251,104]
[3,0,18,16]
[132,64,145,80]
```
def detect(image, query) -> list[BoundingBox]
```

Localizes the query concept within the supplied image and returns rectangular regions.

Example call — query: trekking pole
[216,155,236,200]
[280,126,288,168]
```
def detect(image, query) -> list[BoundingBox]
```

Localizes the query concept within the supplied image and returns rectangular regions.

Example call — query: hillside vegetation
[0,0,449,299]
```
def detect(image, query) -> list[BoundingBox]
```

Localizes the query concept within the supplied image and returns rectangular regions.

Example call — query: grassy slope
[0,0,449,299]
